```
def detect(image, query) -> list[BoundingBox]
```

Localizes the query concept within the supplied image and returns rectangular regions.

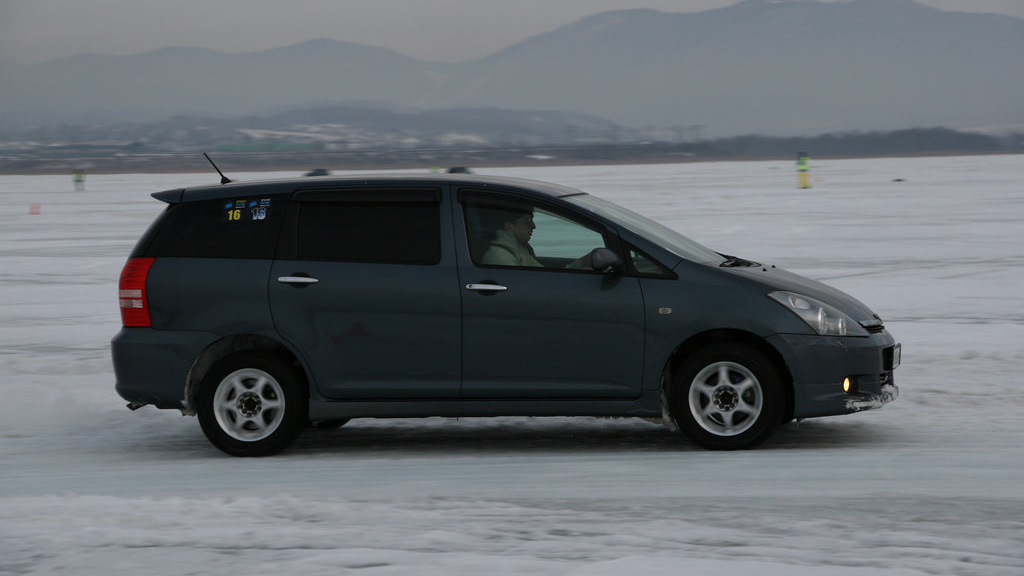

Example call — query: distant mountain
[0,39,443,124]
[1,0,1022,136]
[443,0,1024,135]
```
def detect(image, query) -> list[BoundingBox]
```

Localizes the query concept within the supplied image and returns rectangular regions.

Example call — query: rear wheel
[669,343,783,450]
[197,353,307,456]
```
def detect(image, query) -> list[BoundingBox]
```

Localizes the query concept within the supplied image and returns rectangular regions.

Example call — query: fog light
[843,377,852,393]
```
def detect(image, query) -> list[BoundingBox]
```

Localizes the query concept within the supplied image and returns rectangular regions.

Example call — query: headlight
[768,291,868,336]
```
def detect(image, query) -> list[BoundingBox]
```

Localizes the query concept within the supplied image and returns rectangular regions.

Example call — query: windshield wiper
[719,254,761,268]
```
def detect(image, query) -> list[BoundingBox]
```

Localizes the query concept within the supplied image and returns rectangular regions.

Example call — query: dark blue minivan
[112,173,899,456]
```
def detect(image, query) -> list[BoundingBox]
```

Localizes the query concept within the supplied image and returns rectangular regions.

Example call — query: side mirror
[590,248,623,274]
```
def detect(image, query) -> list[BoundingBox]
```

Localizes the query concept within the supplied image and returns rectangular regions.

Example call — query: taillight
[119,257,155,327]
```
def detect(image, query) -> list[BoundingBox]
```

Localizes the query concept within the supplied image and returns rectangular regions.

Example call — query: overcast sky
[1,0,1022,64]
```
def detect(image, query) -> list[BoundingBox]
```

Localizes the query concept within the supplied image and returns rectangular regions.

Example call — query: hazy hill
[1,0,1022,136]
[1,40,443,124]
[442,0,1024,134]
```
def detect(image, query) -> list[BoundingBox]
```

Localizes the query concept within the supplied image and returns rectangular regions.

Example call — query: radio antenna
[203,152,232,184]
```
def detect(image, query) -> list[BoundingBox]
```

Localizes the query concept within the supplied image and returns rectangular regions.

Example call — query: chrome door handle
[466,283,507,292]
[278,276,319,285]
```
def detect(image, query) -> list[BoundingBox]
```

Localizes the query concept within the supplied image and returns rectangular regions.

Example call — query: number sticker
[225,198,271,222]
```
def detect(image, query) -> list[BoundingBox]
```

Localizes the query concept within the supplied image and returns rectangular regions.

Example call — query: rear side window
[144,195,286,259]
[295,191,441,264]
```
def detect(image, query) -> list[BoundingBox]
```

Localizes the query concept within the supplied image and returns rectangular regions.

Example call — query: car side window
[463,198,609,271]
[296,200,441,264]
[629,246,675,278]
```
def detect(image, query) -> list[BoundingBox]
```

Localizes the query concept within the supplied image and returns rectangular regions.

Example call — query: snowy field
[2,154,1023,575]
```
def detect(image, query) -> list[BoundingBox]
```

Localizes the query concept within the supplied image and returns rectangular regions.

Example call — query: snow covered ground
[2,155,1023,575]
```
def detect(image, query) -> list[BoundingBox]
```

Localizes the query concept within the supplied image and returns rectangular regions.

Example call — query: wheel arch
[183,334,307,415]
[661,328,794,423]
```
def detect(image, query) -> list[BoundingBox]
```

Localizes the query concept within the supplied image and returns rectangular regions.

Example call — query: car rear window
[142,195,286,259]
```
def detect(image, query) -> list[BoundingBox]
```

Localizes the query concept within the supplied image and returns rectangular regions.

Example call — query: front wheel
[197,353,307,456]
[668,343,783,450]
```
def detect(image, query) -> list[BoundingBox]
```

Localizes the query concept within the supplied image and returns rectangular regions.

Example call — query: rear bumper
[768,332,900,419]
[111,328,219,410]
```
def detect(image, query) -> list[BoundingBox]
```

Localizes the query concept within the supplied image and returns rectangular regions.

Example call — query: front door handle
[466,283,508,292]
[278,275,320,285]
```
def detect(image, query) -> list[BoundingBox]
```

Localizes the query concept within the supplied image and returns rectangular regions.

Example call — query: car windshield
[567,194,726,265]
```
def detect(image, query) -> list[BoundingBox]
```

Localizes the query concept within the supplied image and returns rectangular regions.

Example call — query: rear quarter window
[142,195,286,259]
[296,201,441,264]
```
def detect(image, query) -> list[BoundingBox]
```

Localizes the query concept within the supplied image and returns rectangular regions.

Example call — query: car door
[456,189,646,399]
[269,186,462,399]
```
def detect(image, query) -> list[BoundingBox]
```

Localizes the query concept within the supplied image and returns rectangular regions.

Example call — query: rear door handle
[278,276,319,285]
[466,283,508,292]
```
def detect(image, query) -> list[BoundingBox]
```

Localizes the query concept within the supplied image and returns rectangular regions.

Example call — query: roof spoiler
[152,189,184,204]
[150,152,231,203]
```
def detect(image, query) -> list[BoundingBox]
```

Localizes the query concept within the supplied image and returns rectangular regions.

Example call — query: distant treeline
[712,127,1023,157]
[2,126,1021,174]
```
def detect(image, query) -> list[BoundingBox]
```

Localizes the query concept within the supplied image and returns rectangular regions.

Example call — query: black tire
[668,343,783,450]
[197,353,307,456]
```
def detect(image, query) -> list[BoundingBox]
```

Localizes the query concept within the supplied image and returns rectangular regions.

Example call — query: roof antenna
[203,152,232,184]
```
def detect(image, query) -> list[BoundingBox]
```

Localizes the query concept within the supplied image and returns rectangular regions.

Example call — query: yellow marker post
[797,152,811,189]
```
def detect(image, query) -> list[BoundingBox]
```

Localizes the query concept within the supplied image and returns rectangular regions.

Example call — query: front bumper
[844,383,899,412]
[767,332,900,419]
